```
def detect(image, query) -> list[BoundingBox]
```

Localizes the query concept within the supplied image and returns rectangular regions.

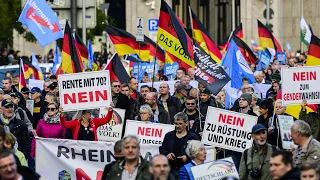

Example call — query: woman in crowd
[31,103,66,158]
[179,140,206,180]
[60,106,113,141]
[139,104,159,123]
[4,132,27,166]
[250,93,260,116]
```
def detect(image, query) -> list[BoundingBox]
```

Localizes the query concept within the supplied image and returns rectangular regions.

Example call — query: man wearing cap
[20,87,30,101]
[49,75,58,82]
[174,83,188,104]
[48,82,58,93]
[239,124,277,180]
[30,87,48,129]
[199,89,223,118]
[0,98,30,159]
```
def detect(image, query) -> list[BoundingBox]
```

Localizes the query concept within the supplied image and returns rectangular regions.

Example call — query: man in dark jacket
[0,99,30,160]
[159,112,199,178]
[299,100,320,142]
[270,151,300,180]
[30,87,48,129]
[107,135,150,180]
[199,89,223,118]
[158,83,181,124]
[145,92,171,124]
[111,80,132,120]
[101,140,123,180]
[149,155,176,180]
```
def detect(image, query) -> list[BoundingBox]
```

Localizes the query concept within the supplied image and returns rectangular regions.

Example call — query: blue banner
[132,60,158,82]
[163,62,179,80]
[276,52,286,65]
[18,0,63,47]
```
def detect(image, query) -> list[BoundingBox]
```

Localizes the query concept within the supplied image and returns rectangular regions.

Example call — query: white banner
[191,157,239,180]
[139,80,198,96]
[278,115,297,150]
[58,71,111,111]
[36,138,216,180]
[282,66,320,105]
[29,79,44,90]
[202,107,257,152]
[97,108,125,142]
[125,120,174,145]
[252,83,272,99]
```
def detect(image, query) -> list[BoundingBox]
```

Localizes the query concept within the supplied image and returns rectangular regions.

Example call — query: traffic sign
[136,17,144,42]
[148,19,158,31]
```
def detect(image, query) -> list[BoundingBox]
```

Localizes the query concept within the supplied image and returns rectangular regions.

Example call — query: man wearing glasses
[183,96,205,138]
[0,99,30,161]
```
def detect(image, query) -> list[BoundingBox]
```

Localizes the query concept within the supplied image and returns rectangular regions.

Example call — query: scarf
[43,113,61,124]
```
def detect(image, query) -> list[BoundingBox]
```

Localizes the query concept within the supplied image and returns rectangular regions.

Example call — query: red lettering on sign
[283,93,301,101]
[293,71,316,81]
[75,168,103,180]
[137,127,162,137]
[218,113,244,127]
[63,90,108,104]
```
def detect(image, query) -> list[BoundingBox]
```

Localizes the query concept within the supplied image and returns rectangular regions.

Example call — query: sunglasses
[112,85,121,88]
[47,108,56,111]
[186,103,195,105]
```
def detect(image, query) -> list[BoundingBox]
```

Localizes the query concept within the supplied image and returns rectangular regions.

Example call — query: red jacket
[60,110,113,141]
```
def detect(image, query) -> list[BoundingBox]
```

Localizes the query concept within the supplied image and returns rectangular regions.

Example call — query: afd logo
[148,19,158,31]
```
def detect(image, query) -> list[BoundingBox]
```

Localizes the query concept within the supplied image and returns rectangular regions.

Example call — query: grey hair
[253,71,262,77]
[275,100,286,110]
[121,135,140,147]
[139,104,153,116]
[185,140,205,158]
[174,112,188,122]
[291,120,312,137]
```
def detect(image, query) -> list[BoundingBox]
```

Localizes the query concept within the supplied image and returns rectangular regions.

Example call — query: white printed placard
[282,66,320,105]
[202,107,257,152]
[58,71,111,112]
[136,17,144,42]
[191,157,239,180]
[26,100,34,116]
[278,115,297,149]
[124,120,174,145]
[97,108,125,142]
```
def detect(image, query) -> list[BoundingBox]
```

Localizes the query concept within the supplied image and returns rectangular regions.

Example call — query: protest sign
[58,71,111,112]
[281,66,320,105]
[164,62,179,80]
[193,41,230,95]
[202,107,257,152]
[191,157,239,180]
[26,100,34,116]
[124,120,175,145]
[278,115,297,149]
[252,83,272,99]
[139,80,198,95]
[132,60,158,81]
[29,79,45,90]
[36,138,216,179]
[259,51,271,65]
[276,52,286,64]
[97,108,125,142]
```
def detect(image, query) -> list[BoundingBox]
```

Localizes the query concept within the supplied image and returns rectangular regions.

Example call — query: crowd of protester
[0,50,319,180]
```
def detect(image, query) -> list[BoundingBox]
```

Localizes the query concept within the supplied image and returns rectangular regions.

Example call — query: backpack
[17,108,25,122]
[243,145,277,168]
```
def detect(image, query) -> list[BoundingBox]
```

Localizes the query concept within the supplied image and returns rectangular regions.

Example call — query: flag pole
[138,43,141,79]
[222,30,234,53]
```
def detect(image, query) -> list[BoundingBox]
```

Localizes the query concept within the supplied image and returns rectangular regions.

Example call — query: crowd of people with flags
[1,0,320,179]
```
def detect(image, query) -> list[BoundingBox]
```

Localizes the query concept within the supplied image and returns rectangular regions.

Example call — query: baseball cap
[10,92,21,98]
[49,75,57,80]
[252,124,267,134]
[176,83,187,92]
[21,87,29,93]
[200,89,211,95]
[30,87,41,94]
[1,98,14,107]
[48,82,58,90]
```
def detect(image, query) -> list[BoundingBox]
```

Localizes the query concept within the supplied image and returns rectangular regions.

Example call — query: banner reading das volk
[202,107,257,152]
[36,138,216,180]
[191,157,239,180]
[278,115,297,150]
[58,71,111,111]
[97,108,125,142]
[282,66,320,105]
[125,120,175,145]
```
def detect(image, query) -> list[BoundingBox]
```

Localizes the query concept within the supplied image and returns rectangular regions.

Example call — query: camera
[249,168,262,179]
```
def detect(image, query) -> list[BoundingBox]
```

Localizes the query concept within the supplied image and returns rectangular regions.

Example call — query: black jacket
[17,166,41,180]
[138,103,171,124]
[32,99,48,129]
[159,95,182,124]
[279,167,300,180]
[0,117,30,159]
[101,157,124,180]
[199,97,223,117]
[113,93,132,120]
[4,85,18,94]
[230,106,257,116]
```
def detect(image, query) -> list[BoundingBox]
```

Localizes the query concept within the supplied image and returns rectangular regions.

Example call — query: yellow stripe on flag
[24,68,33,79]
[61,51,74,74]
[157,27,194,67]
[259,37,275,49]
[306,55,320,66]
[285,105,314,119]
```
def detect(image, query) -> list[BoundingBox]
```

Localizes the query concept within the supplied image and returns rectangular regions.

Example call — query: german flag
[61,22,84,74]
[233,36,257,64]
[191,9,222,64]
[257,20,282,53]
[144,35,165,62]
[104,53,130,84]
[19,60,26,91]
[165,51,191,70]
[218,23,244,52]
[306,35,320,66]
[22,59,43,80]
[158,0,194,67]
[105,25,150,61]
[74,32,88,66]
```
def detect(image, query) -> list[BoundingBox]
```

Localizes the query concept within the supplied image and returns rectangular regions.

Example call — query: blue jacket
[179,161,196,180]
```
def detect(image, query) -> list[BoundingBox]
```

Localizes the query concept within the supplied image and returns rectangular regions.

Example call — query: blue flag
[18,0,63,47]
[52,43,61,74]
[256,51,271,71]
[222,39,256,109]
[88,39,94,69]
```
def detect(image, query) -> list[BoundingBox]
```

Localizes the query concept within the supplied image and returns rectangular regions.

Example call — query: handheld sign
[278,115,297,149]
[97,108,125,142]
[202,107,257,152]
[58,71,111,112]
[26,100,34,116]
[191,157,239,180]
[136,17,144,42]
[124,120,174,145]
[281,66,320,105]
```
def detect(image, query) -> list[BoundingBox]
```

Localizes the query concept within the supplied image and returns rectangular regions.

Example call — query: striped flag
[104,53,130,84]
[306,35,320,66]
[218,23,244,52]
[257,20,282,53]
[19,59,27,91]
[300,16,312,46]
[23,59,43,80]
[144,35,165,62]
